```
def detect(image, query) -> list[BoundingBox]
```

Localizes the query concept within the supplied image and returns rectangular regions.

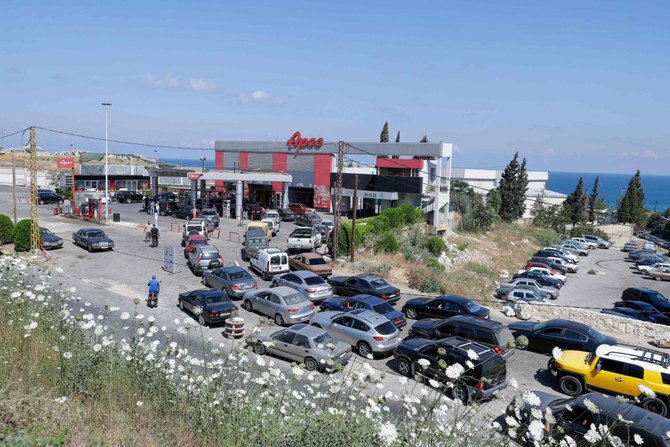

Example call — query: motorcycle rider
[147,275,160,306]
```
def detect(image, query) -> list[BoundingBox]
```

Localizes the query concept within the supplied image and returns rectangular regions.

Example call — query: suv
[393,337,507,403]
[116,190,143,203]
[38,191,64,205]
[187,245,223,275]
[243,230,269,260]
[407,315,515,357]
[622,287,670,316]
[582,234,611,249]
[550,344,670,416]
[200,208,220,227]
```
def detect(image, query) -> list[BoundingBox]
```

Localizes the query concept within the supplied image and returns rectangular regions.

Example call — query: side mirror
[595,361,602,373]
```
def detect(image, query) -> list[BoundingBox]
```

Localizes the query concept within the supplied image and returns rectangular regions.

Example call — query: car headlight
[92,243,99,247]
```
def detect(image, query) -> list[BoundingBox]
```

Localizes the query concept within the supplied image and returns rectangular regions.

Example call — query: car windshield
[372,302,394,314]
[370,279,390,289]
[283,293,307,305]
[87,231,105,238]
[191,240,207,246]
[464,301,482,312]
[250,238,266,245]
[304,276,325,285]
[375,321,397,335]
[41,228,53,235]
[308,258,327,266]
[313,332,338,347]
[202,210,217,216]
[291,230,312,237]
[205,294,228,304]
[229,271,251,280]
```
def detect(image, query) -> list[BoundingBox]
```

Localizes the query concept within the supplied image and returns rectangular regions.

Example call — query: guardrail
[210,228,221,239]
[228,231,241,243]
[170,222,181,233]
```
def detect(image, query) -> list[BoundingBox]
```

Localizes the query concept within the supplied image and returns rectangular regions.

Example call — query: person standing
[150,225,160,247]
[144,220,152,243]
[153,203,159,227]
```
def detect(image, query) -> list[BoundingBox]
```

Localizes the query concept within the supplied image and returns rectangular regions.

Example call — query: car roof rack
[601,344,670,369]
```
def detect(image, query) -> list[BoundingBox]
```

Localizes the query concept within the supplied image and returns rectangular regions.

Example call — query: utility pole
[29,127,40,253]
[11,153,17,224]
[350,174,358,262]
[333,141,344,260]
[101,102,112,220]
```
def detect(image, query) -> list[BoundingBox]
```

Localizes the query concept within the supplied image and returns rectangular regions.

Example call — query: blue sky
[2,0,670,174]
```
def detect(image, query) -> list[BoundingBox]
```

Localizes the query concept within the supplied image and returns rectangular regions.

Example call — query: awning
[199,170,292,183]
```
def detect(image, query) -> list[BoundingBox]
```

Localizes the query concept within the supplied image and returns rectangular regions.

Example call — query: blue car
[319,294,407,328]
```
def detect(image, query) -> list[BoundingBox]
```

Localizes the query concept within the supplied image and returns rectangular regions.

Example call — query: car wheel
[304,357,318,372]
[244,300,253,311]
[656,276,662,281]
[198,315,207,327]
[274,314,285,326]
[558,375,583,396]
[357,341,372,358]
[271,280,277,288]
[642,397,668,416]
[39,199,45,205]
[452,382,471,404]
[202,276,208,286]
[253,342,266,355]
[405,308,418,319]
[178,300,184,310]
[263,272,269,281]
[87,244,92,253]
[396,357,413,377]
[126,198,131,204]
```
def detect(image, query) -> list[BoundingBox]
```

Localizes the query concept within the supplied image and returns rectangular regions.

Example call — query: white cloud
[140,73,216,91]
[239,89,285,105]
[620,150,660,159]
[251,90,269,101]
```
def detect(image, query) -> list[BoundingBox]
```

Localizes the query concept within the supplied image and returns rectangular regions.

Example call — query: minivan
[246,221,272,241]
[250,248,290,280]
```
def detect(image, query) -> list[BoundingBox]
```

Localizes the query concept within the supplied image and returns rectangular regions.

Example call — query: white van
[250,248,289,281]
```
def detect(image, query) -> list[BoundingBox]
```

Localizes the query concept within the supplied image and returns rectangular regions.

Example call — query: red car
[184,235,208,259]
[523,261,561,276]
[288,203,315,215]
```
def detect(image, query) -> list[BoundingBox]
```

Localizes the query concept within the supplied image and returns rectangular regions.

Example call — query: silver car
[272,270,333,303]
[202,265,258,299]
[187,245,223,275]
[243,286,315,326]
[310,309,401,358]
[200,208,220,227]
[246,323,352,372]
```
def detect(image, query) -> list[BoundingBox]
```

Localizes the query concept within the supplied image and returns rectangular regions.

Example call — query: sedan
[623,242,638,252]
[40,227,63,250]
[511,270,563,289]
[202,266,258,299]
[116,190,144,203]
[288,253,332,278]
[246,323,352,372]
[402,294,490,320]
[272,271,334,303]
[72,228,114,252]
[319,294,407,328]
[328,275,401,303]
[296,213,321,227]
[38,191,64,205]
[277,208,296,222]
[243,287,315,326]
[507,319,616,354]
[601,307,670,325]
[178,289,238,326]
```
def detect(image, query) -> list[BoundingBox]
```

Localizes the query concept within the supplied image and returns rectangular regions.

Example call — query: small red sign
[57,157,75,169]
[286,131,324,154]
[187,172,203,181]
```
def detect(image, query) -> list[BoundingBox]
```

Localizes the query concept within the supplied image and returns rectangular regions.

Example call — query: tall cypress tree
[563,177,587,225]
[380,122,389,143]
[618,170,645,225]
[588,176,600,222]
[498,152,523,221]
[516,158,529,217]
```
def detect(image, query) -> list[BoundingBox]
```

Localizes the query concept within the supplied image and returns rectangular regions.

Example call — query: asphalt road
[3,185,668,417]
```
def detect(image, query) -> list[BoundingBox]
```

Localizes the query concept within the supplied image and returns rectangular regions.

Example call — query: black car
[528,257,568,275]
[40,227,63,250]
[621,287,670,316]
[247,204,265,220]
[116,190,143,203]
[277,208,296,222]
[171,205,194,219]
[38,191,64,205]
[72,228,114,252]
[507,392,670,446]
[628,249,658,261]
[402,294,490,320]
[635,255,668,267]
[612,300,670,325]
[178,289,238,326]
[328,275,401,304]
[407,315,515,357]
[507,319,616,354]
[512,270,563,289]
[393,337,507,403]
[296,213,321,227]
[601,307,670,325]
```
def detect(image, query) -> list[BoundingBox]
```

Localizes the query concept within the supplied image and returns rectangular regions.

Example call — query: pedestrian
[143,195,149,213]
[144,220,152,243]
[150,225,160,247]
[154,206,159,227]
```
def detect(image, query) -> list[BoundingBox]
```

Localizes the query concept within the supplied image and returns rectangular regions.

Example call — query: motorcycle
[147,292,158,308]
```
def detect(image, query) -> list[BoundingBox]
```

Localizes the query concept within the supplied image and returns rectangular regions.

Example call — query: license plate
[99,243,108,248]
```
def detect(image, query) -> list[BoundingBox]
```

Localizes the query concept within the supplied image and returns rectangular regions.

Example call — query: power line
[0,127,30,140]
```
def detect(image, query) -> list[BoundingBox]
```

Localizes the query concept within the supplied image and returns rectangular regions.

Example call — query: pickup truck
[181,218,210,246]
[287,227,321,252]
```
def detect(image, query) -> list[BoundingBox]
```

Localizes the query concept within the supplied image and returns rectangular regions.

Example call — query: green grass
[464,261,496,278]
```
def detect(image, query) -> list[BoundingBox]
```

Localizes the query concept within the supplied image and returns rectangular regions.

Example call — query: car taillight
[493,346,503,354]
[197,255,202,263]
[382,294,389,299]
[288,308,298,313]
[209,311,219,318]
[305,288,316,293]
[309,303,314,309]
[477,382,484,391]
[372,336,385,341]
[231,285,239,291]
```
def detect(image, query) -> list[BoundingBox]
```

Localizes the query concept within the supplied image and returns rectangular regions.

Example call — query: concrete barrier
[519,302,669,339]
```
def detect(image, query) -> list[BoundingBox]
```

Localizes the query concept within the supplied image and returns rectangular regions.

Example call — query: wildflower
[174,318,180,325]
[428,379,441,388]
[291,390,302,400]
[417,358,430,368]
[69,286,77,293]
[466,349,479,361]
[292,366,304,377]
[120,312,130,320]
[504,416,519,428]
[445,363,464,379]
[93,344,102,352]
[559,436,578,447]
[148,315,155,323]
[638,384,656,398]
[63,352,73,359]
[398,376,408,386]
[583,424,602,443]
[528,419,545,441]
[54,396,67,403]
[193,306,203,316]
[109,306,119,312]
[135,314,144,320]
[523,391,541,407]
[136,401,143,407]
[28,321,38,330]
[552,346,563,361]
[634,433,644,445]
[583,398,600,414]
[256,356,265,367]
[379,421,398,446]
[55,267,64,273]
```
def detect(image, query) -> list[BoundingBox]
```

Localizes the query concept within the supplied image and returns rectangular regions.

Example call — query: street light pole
[101,102,112,220]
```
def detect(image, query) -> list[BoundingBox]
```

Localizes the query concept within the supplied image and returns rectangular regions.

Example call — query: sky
[1,0,670,174]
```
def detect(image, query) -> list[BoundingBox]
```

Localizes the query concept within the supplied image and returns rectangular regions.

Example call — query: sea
[546,172,670,212]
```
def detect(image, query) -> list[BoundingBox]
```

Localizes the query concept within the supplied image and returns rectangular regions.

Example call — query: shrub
[55,187,73,199]
[0,214,13,244]
[425,257,444,271]
[398,203,424,225]
[464,261,495,278]
[366,215,390,233]
[401,245,433,263]
[407,265,448,294]
[13,219,35,252]
[367,263,392,278]
[381,207,404,229]
[530,228,561,247]
[425,236,447,255]
[588,269,597,275]
[457,242,469,251]
[374,232,398,254]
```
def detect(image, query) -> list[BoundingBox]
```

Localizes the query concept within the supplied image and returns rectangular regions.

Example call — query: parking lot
[4,185,670,414]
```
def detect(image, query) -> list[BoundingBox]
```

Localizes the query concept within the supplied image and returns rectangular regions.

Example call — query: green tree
[563,177,587,225]
[587,176,600,222]
[460,195,496,232]
[449,181,478,214]
[0,214,14,244]
[395,131,400,143]
[618,170,646,225]
[419,135,428,143]
[498,152,527,221]
[486,189,502,214]
[380,122,389,143]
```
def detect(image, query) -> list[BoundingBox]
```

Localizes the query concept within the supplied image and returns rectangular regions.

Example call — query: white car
[261,218,279,236]
[571,237,598,249]
[519,267,567,283]
[545,247,580,263]
[638,262,670,274]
